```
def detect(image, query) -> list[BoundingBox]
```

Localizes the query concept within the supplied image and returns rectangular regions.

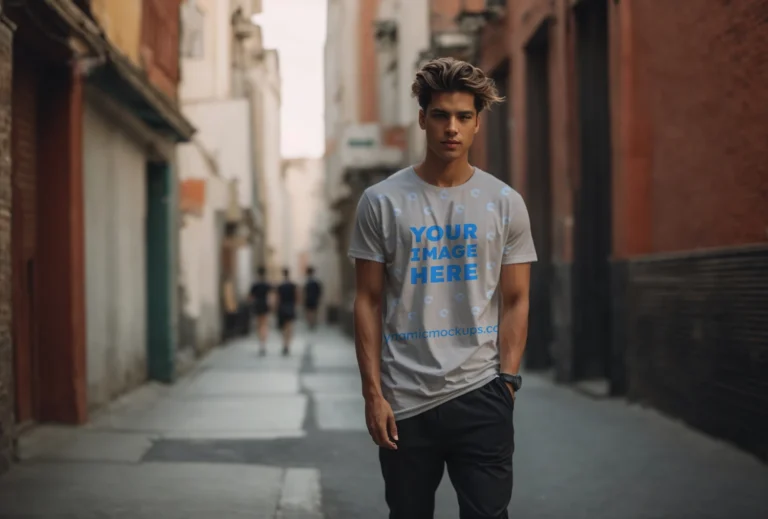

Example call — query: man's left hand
[504,382,516,401]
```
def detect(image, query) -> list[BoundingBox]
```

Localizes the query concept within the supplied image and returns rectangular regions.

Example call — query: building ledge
[43,0,196,142]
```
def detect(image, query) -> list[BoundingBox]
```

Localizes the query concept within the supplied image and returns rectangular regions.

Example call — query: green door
[146,162,176,382]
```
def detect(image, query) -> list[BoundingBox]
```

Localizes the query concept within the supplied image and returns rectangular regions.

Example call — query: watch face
[502,374,522,390]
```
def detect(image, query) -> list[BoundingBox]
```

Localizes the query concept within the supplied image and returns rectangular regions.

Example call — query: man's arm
[353,258,398,449]
[498,263,532,395]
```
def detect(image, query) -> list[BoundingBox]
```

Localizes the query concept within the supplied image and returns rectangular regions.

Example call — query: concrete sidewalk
[2,324,767,518]
[0,328,323,519]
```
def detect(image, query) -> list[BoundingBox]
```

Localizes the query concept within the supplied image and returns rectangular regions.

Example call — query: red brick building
[0,0,13,473]
[0,0,193,474]
[449,0,768,460]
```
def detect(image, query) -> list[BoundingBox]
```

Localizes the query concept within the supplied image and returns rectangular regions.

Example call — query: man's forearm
[354,296,383,400]
[498,297,529,374]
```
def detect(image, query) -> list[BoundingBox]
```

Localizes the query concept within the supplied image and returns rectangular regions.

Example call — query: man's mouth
[442,140,460,146]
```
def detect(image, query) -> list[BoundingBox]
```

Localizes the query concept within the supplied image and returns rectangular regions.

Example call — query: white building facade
[320,0,430,331]
[177,0,278,353]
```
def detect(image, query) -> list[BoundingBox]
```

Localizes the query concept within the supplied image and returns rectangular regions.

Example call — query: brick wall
[10,48,39,427]
[616,0,768,461]
[0,7,15,474]
[625,245,768,462]
[509,0,573,262]
[429,0,485,33]
[358,0,379,123]
[629,0,768,253]
[141,0,182,99]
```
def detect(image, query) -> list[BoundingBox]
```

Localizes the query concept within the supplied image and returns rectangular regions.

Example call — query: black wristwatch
[499,373,522,391]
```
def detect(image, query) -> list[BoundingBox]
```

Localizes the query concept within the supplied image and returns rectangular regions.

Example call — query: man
[248,266,272,355]
[276,267,299,356]
[303,266,323,330]
[348,57,537,519]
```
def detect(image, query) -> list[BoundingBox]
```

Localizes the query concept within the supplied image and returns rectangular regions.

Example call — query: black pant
[277,305,296,329]
[379,378,515,519]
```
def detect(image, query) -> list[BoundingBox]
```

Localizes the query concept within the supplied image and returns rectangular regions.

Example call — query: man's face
[419,91,479,162]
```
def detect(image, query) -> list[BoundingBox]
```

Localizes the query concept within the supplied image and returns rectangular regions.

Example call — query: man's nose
[445,118,458,134]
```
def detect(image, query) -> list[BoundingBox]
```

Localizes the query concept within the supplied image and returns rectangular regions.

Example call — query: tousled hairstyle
[411,57,504,114]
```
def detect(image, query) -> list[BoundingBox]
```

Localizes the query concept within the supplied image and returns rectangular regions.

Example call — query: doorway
[573,0,613,382]
[524,24,554,370]
[146,162,175,382]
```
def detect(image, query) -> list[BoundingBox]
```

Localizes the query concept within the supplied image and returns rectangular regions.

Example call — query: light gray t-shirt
[348,166,537,421]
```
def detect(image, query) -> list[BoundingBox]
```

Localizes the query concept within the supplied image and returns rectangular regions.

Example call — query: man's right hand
[365,395,398,450]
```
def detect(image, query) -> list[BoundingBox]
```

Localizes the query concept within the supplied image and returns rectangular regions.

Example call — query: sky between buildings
[253,0,328,159]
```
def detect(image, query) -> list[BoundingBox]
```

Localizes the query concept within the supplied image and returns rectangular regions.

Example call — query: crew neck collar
[407,165,480,192]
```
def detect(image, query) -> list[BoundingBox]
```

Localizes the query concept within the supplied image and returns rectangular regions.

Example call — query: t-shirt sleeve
[348,191,386,263]
[502,193,538,265]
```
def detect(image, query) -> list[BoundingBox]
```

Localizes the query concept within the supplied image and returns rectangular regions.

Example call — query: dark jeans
[379,378,515,519]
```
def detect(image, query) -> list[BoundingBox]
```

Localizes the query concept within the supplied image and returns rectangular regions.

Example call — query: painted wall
[283,158,324,276]
[395,0,429,160]
[248,49,283,278]
[0,9,14,473]
[83,100,148,409]
[324,0,362,204]
[176,144,229,352]
[179,0,233,102]
[179,0,263,103]
[179,97,254,303]
[178,0,272,352]
[90,0,143,66]
[394,0,429,127]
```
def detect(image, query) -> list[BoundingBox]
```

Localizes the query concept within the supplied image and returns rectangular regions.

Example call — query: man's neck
[416,152,474,188]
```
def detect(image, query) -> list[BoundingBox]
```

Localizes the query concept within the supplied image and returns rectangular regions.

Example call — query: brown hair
[411,57,504,113]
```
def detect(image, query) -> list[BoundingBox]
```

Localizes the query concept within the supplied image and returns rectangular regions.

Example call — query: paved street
[1,323,767,518]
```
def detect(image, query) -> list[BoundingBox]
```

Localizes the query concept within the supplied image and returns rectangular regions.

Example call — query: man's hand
[504,382,516,401]
[365,395,398,450]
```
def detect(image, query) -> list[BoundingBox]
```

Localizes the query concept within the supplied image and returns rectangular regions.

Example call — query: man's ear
[473,111,481,135]
[418,109,426,130]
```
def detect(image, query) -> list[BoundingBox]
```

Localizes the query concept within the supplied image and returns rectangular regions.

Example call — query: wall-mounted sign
[348,138,376,147]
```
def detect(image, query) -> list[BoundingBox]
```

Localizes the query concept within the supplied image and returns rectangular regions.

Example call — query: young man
[303,266,323,330]
[276,268,299,356]
[249,267,272,355]
[348,58,537,519]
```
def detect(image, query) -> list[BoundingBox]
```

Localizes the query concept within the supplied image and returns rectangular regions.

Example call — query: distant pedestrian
[248,266,272,355]
[349,58,537,518]
[276,267,298,356]
[303,266,323,330]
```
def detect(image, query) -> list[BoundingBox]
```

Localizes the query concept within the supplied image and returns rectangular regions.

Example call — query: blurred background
[0,0,766,517]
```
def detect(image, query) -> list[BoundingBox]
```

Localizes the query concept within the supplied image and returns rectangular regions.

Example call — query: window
[180,0,205,59]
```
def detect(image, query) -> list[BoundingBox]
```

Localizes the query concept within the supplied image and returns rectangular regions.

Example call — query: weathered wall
[0,3,15,474]
[616,0,768,463]
[359,0,380,123]
[90,0,143,66]
[631,0,768,253]
[140,0,182,99]
[83,99,148,410]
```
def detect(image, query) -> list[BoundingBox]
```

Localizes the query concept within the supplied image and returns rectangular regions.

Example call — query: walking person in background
[349,57,537,518]
[303,266,323,331]
[276,268,299,356]
[249,266,273,356]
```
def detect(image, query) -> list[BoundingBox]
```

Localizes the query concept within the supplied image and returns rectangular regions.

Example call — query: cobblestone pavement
[2,323,767,518]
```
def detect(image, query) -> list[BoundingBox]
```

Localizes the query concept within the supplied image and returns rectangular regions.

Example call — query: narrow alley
[1,324,766,518]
